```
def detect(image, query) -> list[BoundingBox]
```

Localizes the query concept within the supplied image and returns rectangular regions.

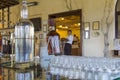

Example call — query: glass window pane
[118,15,120,38]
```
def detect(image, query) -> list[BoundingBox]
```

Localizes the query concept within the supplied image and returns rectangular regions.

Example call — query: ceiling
[55,15,80,29]
[0,0,19,9]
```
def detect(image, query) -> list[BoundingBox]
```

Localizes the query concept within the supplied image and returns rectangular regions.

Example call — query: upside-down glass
[50,56,120,80]
[15,70,34,80]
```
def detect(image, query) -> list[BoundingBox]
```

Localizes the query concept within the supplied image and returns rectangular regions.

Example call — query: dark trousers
[64,43,72,55]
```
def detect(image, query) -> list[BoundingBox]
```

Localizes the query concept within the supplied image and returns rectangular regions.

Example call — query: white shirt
[48,36,60,54]
[66,35,73,44]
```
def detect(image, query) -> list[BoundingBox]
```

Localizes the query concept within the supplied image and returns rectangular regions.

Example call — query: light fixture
[61,18,64,20]
[74,23,80,26]
[78,23,80,26]
[56,29,58,31]
[65,26,68,29]
[59,25,63,28]
[74,23,78,26]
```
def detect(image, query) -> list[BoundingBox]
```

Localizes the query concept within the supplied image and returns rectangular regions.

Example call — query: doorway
[49,9,82,56]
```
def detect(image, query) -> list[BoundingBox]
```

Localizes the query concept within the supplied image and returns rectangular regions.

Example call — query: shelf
[0,0,19,9]
[0,27,15,30]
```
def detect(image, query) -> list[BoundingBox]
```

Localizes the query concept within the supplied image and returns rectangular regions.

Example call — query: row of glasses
[49,56,120,80]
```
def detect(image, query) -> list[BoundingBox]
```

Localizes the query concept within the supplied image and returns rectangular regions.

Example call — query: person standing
[47,30,61,55]
[64,30,73,55]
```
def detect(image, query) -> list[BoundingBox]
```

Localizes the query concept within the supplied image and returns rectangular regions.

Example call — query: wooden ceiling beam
[0,0,19,9]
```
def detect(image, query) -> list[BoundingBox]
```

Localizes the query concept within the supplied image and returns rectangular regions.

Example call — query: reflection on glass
[84,22,90,30]
[85,32,89,39]
[84,31,90,39]
[118,15,120,38]
[84,22,90,39]
[85,26,89,31]
[15,71,34,80]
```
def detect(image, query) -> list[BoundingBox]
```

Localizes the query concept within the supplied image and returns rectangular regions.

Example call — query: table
[0,62,68,80]
[0,62,44,80]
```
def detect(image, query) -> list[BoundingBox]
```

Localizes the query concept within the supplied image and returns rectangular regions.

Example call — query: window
[30,17,41,31]
[115,0,120,38]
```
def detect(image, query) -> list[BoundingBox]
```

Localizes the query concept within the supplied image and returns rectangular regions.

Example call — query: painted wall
[0,0,117,57]
[82,0,117,57]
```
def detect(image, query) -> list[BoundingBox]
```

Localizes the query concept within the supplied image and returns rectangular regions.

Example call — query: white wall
[82,0,117,57]
[0,0,117,57]
[82,0,104,57]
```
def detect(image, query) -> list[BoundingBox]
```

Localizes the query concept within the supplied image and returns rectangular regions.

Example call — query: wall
[0,0,117,57]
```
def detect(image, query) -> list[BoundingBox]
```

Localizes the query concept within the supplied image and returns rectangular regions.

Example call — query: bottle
[15,0,34,68]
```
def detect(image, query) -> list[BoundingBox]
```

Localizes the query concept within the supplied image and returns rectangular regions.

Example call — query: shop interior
[49,10,82,56]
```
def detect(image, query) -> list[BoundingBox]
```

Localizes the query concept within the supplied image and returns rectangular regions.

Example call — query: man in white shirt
[64,30,73,55]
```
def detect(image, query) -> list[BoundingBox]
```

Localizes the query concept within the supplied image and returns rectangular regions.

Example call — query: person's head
[74,34,76,37]
[8,40,10,44]
[67,30,72,35]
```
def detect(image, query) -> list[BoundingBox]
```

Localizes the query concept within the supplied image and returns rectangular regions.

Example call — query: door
[49,9,82,56]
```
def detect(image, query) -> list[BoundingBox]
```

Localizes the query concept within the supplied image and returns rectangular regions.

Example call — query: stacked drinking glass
[49,56,120,80]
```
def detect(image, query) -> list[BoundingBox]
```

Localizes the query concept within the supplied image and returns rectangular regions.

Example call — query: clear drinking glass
[15,70,34,80]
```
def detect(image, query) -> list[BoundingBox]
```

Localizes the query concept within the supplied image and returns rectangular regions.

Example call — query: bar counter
[0,62,44,80]
[0,61,67,80]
